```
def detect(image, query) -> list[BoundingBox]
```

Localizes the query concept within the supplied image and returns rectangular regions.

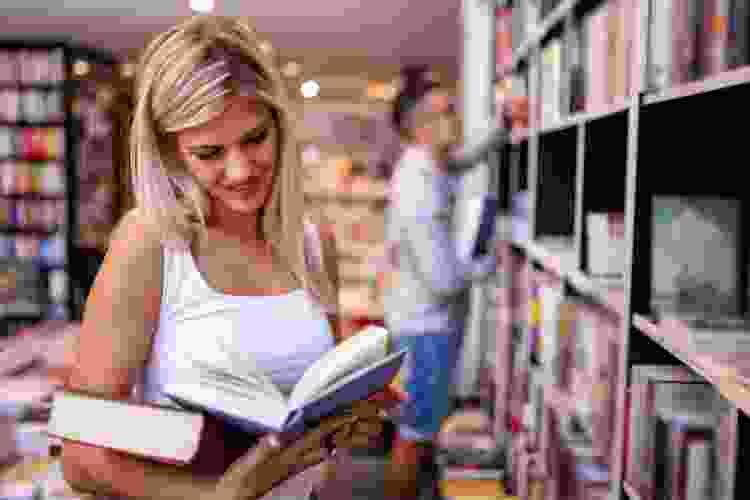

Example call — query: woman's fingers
[300,446,330,469]
[223,434,280,484]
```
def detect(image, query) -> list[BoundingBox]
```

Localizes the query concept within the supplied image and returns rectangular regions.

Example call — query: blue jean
[392,331,464,441]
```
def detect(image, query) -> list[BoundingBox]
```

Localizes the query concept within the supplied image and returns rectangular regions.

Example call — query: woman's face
[175,95,278,216]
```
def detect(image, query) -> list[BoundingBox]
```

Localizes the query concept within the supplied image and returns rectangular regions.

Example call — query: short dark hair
[390,65,440,137]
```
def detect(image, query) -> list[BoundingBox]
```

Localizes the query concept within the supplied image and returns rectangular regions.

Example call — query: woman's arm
[61,210,218,500]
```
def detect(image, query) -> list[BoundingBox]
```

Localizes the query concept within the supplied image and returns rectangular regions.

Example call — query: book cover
[47,391,206,465]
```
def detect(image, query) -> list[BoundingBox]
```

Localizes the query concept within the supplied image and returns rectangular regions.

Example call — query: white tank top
[137,227,335,499]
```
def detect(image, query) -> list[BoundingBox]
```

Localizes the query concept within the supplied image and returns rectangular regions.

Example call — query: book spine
[650,0,674,90]
[45,431,191,466]
[685,441,713,500]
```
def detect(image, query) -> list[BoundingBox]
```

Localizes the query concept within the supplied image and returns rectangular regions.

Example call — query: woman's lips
[226,183,256,194]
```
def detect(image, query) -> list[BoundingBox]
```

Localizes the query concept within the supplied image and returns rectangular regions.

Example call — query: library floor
[0,453,513,499]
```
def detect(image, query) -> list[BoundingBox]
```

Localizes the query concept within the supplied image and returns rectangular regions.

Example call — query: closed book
[456,194,499,262]
[163,326,406,441]
[47,390,205,465]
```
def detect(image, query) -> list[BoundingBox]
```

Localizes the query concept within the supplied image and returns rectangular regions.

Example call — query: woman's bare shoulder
[109,208,165,256]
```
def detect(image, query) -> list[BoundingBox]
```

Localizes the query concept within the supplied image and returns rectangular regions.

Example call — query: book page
[288,325,389,409]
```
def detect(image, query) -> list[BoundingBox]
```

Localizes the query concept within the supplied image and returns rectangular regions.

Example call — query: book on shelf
[163,325,406,438]
[626,365,736,500]
[586,212,625,278]
[653,409,715,500]
[651,196,742,318]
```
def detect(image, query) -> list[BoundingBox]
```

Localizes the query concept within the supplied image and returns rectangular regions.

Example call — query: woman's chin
[215,196,265,215]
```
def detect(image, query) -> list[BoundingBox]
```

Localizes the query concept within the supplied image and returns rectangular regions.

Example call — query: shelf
[632,314,750,418]
[0,225,63,236]
[643,65,750,106]
[0,120,66,128]
[538,98,630,137]
[510,237,626,317]
[0,82,65,91]
[623,480,643,500]
[0,193,65,202]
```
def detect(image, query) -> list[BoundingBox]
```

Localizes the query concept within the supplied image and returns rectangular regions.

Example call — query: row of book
[0,234,67,265]
[0,198,67,232]
[494,243,624,498]
[1,161,67,196]
[0,127,66,161]
[0,88,65,123]
[0,49,66,84]
[498,0,750,128]
[626,364,736,500]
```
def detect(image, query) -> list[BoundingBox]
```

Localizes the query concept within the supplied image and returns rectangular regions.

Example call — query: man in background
[381,66,496,500]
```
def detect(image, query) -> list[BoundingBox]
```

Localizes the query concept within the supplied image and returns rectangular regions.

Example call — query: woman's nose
[224,149,256,182]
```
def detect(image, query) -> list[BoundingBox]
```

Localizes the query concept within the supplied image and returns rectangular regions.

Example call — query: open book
[162,325,406,439]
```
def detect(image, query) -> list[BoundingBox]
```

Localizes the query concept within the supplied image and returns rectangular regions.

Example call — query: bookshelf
[0,40,119,338]
[482,0,750,498]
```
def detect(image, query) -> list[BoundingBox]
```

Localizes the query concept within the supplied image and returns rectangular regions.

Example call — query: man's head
[391,66,460,155]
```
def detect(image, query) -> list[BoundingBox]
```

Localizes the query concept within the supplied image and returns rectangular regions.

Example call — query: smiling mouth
[226,183,256,194]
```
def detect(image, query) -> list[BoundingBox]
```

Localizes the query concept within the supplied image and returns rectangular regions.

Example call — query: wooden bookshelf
[0,41,120,337]
[487,0,750,498]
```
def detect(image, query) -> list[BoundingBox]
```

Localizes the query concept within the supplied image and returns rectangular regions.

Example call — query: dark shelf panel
[0,120,66,128]
[643,66,750,107]
[0,82,66,91]
[0,225,64,236]
[0,193,65,201]
[0,156,65,163]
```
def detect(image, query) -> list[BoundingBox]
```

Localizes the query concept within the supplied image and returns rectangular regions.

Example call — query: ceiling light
[366,81,398,101]
[190,0,214,13]
[73,60,90,77]
[282,61,301,78]
[300,80,320,99]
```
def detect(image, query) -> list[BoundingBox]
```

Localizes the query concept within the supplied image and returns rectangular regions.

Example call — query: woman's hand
[328,382,408,451]
[206,414,356,500]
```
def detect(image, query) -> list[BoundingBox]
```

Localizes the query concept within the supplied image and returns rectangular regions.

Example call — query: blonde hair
[130,15,336,310]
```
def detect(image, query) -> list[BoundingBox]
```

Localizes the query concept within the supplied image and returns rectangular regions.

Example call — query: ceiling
[0,1,463,88]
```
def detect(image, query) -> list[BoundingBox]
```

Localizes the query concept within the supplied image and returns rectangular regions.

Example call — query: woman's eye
[193,149,222,161]
[242,128,270,145]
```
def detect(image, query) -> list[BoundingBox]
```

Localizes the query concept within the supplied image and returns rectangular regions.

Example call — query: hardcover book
[162,326,406,439]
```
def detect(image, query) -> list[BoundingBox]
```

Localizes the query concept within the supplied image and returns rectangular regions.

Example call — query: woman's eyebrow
[186,118,272,153]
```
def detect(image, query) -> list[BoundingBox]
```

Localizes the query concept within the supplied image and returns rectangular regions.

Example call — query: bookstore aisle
[0,19,511,500]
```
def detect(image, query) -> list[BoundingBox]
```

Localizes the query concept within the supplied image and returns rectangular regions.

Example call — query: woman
[61,15,401,500]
